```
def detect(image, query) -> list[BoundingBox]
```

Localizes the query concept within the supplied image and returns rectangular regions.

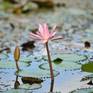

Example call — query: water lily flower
[30,23,63,92]
[30,23,63,43]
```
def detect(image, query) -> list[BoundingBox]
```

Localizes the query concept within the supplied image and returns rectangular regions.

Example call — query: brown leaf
[21,41,35,51]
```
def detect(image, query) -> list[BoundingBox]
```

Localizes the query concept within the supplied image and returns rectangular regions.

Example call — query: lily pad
[19,83,42,90]
[53,58,63,64]
[81,36,93,43]
[81,62,93,73]
[0,61,29,69]
[3,89,31,93]
[39,60,81,70]
[16,67,59,79]
[0,53,8,60]
[81,74,93,81]
[20,56,32,63]
[44,53,87,62]
[70,87,93,93]
[21,77,43,85]
[8,54,32,63]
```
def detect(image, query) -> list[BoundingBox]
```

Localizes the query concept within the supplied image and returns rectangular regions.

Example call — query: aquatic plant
[81,62,93,73]
[30,23,63,92]
[14,46,20,72]
[70,87,93,93]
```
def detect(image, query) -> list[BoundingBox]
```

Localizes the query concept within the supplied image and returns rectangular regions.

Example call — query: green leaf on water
[40,61,81,71]
[3,89,31,93]
[70,87,93,93]
[16,67,59,79]
[44,53,87,62]
[0,61,29,69]
[19,83,42,90]
[53,58,63,64]
[81,62,93,73]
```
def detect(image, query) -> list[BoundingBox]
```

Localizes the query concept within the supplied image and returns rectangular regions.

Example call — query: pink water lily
[30,23,63,43]
[30,23,63,92]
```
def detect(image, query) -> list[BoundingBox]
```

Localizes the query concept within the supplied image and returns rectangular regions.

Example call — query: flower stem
[45,42,54,92]
[15,61,20,72]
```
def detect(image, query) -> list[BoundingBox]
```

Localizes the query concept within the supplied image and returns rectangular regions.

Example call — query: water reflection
[14,75,20,89]
[14,75,43,91]
[50,79,54,92]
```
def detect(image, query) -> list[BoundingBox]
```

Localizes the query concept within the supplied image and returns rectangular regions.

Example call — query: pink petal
[51,25,57,32]
[36,31,42,36]
[43,23,50,36]
[38,24,45,37]
[51,36,64,41]
[50,25,57,37]
[42,23,50,41]
[30,34,42,41]
[30,32,42,39]
[50,31,56,37]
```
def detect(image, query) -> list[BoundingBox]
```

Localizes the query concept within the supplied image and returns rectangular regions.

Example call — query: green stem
[45,42,54,92]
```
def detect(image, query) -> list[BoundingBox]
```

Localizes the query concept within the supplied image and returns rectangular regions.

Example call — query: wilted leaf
[21,77,43,85]
[21,41,35,51]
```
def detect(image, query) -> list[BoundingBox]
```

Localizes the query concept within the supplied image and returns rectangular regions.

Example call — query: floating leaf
[44,53,87,62]
[0,47,10,53]
[81,62,93,73]
[21,77,43,85]
[70,87,93,93]
[53,58,63,64]
[19,84,42,90]
[0,53,8,60]
[39,61,81,71]
[21,41,35,51]
[84,41,91,49]
[0,61,29,69]
[81,74,93,81]
[16,67,59,79]
[3,89,31,93]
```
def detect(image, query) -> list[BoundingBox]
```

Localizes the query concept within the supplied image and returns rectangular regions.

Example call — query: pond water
[0,1,93,93]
